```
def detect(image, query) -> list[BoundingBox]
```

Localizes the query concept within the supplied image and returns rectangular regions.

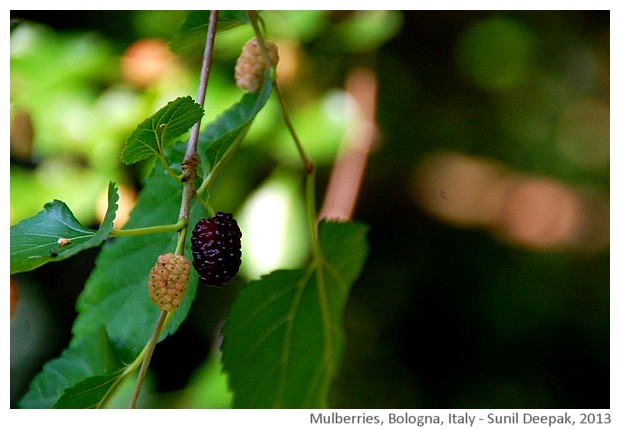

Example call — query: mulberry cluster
[234,38,279,92]
[148,253,190,312]
[191,212,242,287]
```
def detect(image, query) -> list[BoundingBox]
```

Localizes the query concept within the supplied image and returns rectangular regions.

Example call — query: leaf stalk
[110,218,186,237]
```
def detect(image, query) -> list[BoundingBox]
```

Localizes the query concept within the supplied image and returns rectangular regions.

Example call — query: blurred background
[10,10,609,408]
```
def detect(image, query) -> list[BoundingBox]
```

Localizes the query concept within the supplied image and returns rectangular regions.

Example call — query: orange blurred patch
[412,151,609,252]
[10,109,34,161]
[97,184,137,229]
[273,39,301,88]
[412,152,510,227]
[497,177,580,249]
[121,38,176,88]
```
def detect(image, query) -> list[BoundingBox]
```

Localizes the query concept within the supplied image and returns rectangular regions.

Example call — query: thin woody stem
[127,10,219,409]
[178,9,219,244]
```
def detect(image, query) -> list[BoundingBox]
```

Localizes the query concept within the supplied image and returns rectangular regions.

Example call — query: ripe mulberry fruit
[148,253,190,312]
[191,212,242,287]
[234,38,279,92]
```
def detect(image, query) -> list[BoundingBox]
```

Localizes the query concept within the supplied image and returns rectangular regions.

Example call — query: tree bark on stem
[177,10,219,255]
[128,11,219,408]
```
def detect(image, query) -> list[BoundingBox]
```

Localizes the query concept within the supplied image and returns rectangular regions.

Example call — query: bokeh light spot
[412,152,508,226]
[456,17,536,90]
[121,38,174,88]
[556,98,610,170]
[498,178,580,249]
[237,172,309,280]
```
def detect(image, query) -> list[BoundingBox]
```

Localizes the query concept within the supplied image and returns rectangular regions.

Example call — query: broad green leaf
[73,144,207,362]
[19,326,124,409]
[10,181,119,274]
[19,68,274,408]
[170,11,251,55]
[120,96,203,165]
[222,220,369,408]
[18,80,274,406]
[54,371,126,409]
[19,145,206,408]
[200,72,272,173]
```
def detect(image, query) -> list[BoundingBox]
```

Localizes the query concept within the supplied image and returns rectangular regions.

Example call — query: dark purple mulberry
[190,212,242,287]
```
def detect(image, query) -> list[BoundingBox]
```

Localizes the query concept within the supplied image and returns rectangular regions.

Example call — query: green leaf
[222,220,369,408]
[170,11,251,55]
[200,72,272,173]
[73,145,207,362]
[19,326,124,409]
[18,70,274,408]
[54,371,126,409]
[18,85,272,406]
[120,96,203,165]
[19,145,206,408]
[10,181,119,274]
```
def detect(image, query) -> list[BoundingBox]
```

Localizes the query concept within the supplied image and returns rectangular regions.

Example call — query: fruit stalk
[247,10,313,174]
[128,310,167,409]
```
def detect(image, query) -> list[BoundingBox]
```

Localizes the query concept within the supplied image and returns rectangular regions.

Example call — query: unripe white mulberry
[235,38,279,92]
[148,253,190,312]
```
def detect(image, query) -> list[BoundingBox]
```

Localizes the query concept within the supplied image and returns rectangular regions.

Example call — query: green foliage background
[10,11,609,409]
